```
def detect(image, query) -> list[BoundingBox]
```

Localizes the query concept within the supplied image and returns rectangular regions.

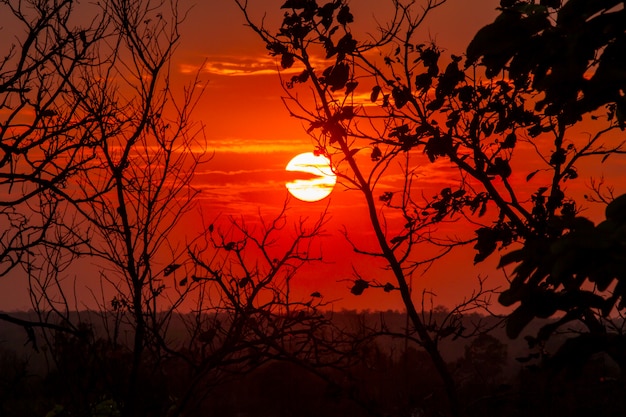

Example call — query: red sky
[2,0,625,313]
[176,0,626,313]
[169,0,506,312]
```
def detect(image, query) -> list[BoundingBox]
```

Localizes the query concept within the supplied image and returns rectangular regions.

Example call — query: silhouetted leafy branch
[238,0,626,403]
[466,0,626,126]
[498,195,626,369]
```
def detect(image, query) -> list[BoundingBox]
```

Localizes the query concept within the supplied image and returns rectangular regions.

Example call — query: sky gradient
[2,0,625,313]
[173,0,506,312]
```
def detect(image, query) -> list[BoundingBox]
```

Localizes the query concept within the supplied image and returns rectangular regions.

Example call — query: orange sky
[172,0,507,312]
[2,0,625,313]
[174,0,626,313]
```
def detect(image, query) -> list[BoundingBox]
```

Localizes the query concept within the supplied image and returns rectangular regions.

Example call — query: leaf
[383,282,395,292]
[379,191,393,202]
[486,157,512,178]
[526,170,539,182]
[424,130,452,162]
[421,46,440,74]
[452,189,466,198]
[327,123,346,143]
[415,73,432,92]
[563,167,578,180]
[473,227,498,263]
[322,36,336,58]
[370,85,381,102]
[457,85,474,103]
[524,335,538,348]
[389,124,410,137]
[337,5,353,25]
[267,41,288,56]
[291,70,310,84]
[498,249,525,268]
[479,200,488,217]
[336,33,357,57]
[350,279,369,295]
[549,334,605,371]
[335,106,354,120]
[390,235,407,244]
[501,132,517,149]
[281,0,309,8]
[370,146,382,161]
[310,291,322,298]
[392,86,411,109]
[498,287,522,307]
[436,61,465,98]
[281,53,295,69]
[307,120,324,133]
[163,263,181,276]
[345,80,358,95]
[549,149,566,166]
[179,278,188,287]
[322,62,350,91]
[426,97,444,111]
[316,2,336,29]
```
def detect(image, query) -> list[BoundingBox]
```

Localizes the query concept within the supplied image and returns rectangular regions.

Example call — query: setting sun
[285,152,336,202]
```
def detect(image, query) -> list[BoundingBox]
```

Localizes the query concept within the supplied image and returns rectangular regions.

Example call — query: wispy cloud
[179,53,340,79]
[207,137,313,154]
[180,55,304,77]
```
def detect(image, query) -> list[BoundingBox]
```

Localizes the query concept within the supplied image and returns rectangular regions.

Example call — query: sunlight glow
[285,152,336,202]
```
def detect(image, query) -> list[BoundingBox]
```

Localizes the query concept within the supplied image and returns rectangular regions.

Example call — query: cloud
[179,53,339,79]
[179,55,304,77]
[207,137,313,154]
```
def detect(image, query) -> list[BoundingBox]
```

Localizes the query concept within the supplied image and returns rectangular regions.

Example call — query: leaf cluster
[500,195,626,336]
[467,0,626,126]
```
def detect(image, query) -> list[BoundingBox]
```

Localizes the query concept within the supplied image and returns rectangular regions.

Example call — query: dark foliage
[467,0,626,126]
[237,0,626,390]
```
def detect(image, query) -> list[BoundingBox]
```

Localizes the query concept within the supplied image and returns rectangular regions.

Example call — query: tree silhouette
[0,0,209,414]
[0,0,110,336]
[2,1,342,416]
[469,0,626,370]
[158,205,351,416]
[466,0,626,126]
[237,0,626,413]
[235,1,497,415]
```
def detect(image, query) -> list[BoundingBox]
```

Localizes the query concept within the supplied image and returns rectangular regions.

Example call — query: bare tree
[2,0,205,414]
[2,1,353,415]
[147,203,356,416]
[0,0,112,334]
